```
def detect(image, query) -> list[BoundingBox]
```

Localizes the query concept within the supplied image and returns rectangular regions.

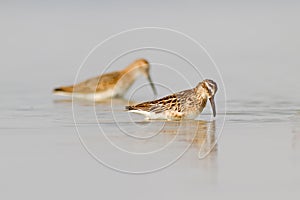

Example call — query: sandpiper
[53,59,157,101]
[126,79,217,120]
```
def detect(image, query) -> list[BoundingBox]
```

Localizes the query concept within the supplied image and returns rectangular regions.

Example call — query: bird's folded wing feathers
[127,94,183,113]
[71,71,121,93]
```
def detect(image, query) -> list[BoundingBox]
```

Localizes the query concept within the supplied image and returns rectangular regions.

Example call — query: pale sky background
[0,1,300,100]
[1,0,299,103]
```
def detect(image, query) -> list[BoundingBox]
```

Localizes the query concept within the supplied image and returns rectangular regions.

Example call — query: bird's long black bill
[209,96,216,117]
[147,75,157,95]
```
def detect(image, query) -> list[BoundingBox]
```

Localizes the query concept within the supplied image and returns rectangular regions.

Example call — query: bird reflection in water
[292,112,300,151]
[161,120,217,159]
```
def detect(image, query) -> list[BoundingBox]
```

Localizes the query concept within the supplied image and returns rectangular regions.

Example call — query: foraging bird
[53,59,157,101]
[126,79,217,120]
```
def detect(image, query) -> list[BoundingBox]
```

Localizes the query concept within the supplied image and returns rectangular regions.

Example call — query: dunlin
[126,79,217,120]
[53,59,157,101]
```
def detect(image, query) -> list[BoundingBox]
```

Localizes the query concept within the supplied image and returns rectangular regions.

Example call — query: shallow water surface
[1,92,300,198]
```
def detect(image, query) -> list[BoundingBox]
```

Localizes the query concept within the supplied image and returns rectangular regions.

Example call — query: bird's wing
[60,71,122,93]
[126,90,192,113]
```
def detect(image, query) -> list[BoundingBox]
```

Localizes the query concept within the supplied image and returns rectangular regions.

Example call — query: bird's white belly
[129,110,197,120]
[128,109,202,120]
[128,110,169,120]
[93,89,116,101]
[55,89,115,101]
[83,78,132,101]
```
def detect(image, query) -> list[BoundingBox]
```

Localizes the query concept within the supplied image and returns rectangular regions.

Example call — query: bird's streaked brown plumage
[126,79,218,120]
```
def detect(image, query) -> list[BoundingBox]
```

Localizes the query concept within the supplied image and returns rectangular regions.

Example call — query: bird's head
[196,79,218,117]
[126,59,157,95]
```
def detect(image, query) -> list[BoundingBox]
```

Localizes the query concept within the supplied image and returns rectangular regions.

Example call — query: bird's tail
[125,105,134,110]
[53,86,74,96]
[53,86,73,93]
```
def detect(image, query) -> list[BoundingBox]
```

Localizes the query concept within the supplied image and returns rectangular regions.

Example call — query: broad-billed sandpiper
[126,79,217,120]
[53,59,157,101]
